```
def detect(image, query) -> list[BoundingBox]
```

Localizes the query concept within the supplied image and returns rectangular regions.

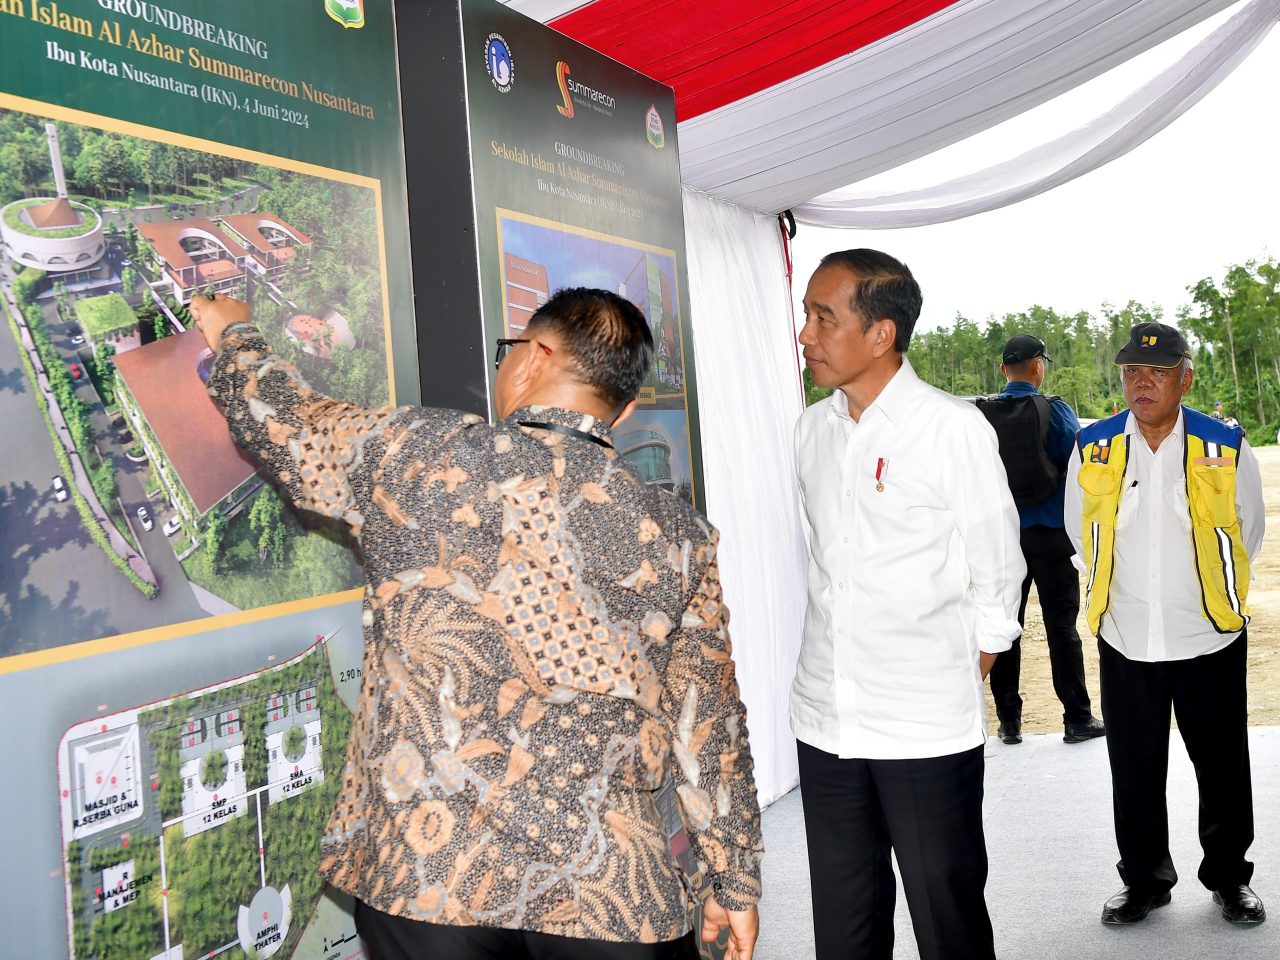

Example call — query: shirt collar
[1001,381,1039,397]
[505,404,614,446]
[825,358,918,426]
[1122,406,1185,447]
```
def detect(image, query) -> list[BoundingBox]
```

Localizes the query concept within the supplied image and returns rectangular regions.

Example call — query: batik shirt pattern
[207,323,763,943]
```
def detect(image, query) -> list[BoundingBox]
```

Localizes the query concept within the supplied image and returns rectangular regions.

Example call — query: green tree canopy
[803,255,1277,444]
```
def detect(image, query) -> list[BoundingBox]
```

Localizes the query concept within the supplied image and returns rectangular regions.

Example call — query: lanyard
[517,421,613,450]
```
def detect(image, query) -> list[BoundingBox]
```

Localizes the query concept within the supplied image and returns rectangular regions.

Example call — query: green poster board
[400,0,704,506]
[464,1,703,505]
[0,2,413,956]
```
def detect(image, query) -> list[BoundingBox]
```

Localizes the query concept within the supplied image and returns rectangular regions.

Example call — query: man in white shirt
[1066,322,1266,927]
[793,250,1025,960]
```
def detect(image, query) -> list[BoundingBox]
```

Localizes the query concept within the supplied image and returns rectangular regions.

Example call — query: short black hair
[526,287,654,407]
[818,249,923,352]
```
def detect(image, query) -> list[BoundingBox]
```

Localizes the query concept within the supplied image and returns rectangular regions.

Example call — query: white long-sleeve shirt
[791,359,1025,760]
[1065,410,1265,662]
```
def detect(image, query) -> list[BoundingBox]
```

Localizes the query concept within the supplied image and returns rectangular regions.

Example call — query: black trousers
[797,740,996,960]
[354,900,700,960]
[1098,631,1255,895]
[990,525,1093,725]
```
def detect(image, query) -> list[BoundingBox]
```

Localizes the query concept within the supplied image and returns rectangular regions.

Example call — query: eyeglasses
[494,337,552,370]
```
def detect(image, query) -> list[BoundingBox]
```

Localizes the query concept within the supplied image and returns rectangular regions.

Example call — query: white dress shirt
[791,360,1025,760]
[1065,410,1265,662]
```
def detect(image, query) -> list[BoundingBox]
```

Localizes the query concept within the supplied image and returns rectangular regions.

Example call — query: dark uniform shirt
[207,322,763,943]
[999,380,1081,530]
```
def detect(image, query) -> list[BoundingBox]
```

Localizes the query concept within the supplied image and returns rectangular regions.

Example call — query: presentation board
[399,0,704,505]
[0,1,414,956]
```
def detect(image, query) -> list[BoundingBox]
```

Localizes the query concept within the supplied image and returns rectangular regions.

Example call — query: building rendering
[284,307,355,360]
[265,685,324,804]
[178,708,247,838]
[73,292,140,352]
[219,213,313,280]
[0,124,106,280]
[621,253,682,392]
[135,218,249,302]
[617,427,675,490]
[112,330,261,529]
[503,251,549,332]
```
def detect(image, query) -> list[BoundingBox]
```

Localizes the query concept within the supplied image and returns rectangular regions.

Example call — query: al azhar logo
[485,33,515,93]
[323,0,364,29]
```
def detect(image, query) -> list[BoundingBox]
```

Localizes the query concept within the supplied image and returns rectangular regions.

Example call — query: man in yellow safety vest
[1066,322,1266,928]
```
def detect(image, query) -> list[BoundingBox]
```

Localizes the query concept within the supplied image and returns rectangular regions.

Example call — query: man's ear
[510,339,548,394]
[871,318,897,358]
[610,398,639,428]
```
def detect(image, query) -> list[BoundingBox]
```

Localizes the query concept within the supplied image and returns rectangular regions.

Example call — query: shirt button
[836,627,844,635]
[843,536,850,544]
[839,672,849,680]
[838,581,846,590]
[844,489,852,498]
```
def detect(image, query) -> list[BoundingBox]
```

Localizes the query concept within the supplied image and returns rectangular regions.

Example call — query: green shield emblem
[325,0,365,29]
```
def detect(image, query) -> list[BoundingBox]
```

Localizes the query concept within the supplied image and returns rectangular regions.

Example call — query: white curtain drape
[675,0,1240,212]
[794,0,1279,228]
[681,187,808,807]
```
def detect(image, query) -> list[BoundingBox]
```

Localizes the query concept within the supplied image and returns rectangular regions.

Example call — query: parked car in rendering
[70,331,85,345]
[69,361,83,379]
[51,475,68,502]
[162,516,182,537]
[136,505,154,531]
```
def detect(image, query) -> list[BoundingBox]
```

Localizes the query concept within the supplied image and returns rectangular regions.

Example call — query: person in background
[1066,322,1266,927]
[191,291,764,960]
[792,249,1024,960]
[1214,401,1246,437]
[987,334,1105,746]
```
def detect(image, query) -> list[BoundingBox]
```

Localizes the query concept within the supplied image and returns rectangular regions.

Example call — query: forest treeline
[0,114,242,204]
[806,257,1279,444]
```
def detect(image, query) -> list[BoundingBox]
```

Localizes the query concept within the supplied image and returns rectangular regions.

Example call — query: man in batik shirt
[191,289,763,960]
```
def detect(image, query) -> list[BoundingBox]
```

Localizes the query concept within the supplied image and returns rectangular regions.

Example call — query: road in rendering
[0,290,207,659]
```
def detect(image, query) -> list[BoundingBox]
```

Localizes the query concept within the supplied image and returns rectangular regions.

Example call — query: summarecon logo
[554,61,616,117]
[556,61,575,118]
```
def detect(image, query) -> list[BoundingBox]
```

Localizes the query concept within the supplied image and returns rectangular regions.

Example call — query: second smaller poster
[462,0,702,504]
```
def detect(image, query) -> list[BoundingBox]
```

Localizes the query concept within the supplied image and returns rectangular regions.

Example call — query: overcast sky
[790,2,1279,334]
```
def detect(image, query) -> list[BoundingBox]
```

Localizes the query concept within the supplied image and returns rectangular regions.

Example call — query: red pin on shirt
[875,458,888,492]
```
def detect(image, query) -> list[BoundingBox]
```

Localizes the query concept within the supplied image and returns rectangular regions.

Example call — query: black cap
[1114,322,1191,368]
[1002,334,1052,364]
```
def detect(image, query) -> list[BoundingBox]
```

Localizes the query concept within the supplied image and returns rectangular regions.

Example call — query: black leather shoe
[1213,884,1266,924]
[997,721,1021,745]
[1101,886,1171,924]
[1064,717,1106,743]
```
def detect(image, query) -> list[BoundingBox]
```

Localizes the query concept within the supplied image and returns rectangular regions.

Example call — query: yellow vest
[1076,408,1250,636]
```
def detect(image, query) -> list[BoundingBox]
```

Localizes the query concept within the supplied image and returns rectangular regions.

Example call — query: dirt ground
[987,445,1280,732]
